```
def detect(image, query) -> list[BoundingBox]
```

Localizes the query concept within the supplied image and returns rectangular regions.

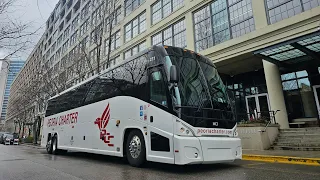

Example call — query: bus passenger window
[150,71,167,106]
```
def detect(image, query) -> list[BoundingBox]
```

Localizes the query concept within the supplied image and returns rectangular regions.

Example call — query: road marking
[243,154,320,166]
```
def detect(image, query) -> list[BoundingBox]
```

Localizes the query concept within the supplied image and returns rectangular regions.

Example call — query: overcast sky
[0,0,59,67]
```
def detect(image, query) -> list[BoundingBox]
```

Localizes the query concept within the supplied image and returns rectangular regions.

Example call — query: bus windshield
[163,47,235,128]
[166,55,230,110]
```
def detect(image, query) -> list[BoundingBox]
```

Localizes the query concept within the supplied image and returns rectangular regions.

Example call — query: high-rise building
[5,0,320,133]
[0,60,25,121]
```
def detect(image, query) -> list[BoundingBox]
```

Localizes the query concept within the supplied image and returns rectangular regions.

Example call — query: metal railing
[236,110,279,132]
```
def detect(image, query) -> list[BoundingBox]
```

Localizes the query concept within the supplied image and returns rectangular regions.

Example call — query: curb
[243,154,320,166]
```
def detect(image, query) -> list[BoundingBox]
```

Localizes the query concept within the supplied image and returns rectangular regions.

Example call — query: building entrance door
[313,85,320,119]
[245,93,271,120]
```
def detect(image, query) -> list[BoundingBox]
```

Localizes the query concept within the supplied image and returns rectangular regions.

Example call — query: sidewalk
[243,149,320,166]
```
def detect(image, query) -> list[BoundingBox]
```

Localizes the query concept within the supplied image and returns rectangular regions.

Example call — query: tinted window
[45,54,148,116]
[84,55,148,105]
[45,81,94,116]
[150,71,167,106]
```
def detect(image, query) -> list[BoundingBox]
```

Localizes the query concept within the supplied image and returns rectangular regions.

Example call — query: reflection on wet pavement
[0,145,319,180]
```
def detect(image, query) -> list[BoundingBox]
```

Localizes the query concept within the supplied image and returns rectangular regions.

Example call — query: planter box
[238,124,279,150]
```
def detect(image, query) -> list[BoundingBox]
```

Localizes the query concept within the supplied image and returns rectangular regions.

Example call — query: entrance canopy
[254,32,320,71]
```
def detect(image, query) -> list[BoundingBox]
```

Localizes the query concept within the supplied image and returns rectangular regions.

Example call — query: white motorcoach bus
[41,46,242,167]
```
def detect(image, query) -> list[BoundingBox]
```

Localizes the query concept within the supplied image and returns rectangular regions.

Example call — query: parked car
[0,132,10,144]
[4,134,19,145]
[13,133,19,145]
[4,134,14,145]
[13,138,19,145]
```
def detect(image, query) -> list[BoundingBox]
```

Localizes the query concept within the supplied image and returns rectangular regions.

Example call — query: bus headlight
[176,120,195,137]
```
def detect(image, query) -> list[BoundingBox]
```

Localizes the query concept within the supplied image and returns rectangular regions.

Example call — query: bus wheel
[46,137,53,154]
[126,130,146,167]
[52,136,67,155]
[52,136,58,155]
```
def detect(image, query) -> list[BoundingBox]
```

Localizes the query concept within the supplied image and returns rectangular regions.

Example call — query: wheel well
[47,133,57,143]
[47,133,52,143]
[123,128,143,157]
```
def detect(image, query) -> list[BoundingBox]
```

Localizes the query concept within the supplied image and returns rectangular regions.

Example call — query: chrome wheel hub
[129,135,141,159]
[47,140,51,151]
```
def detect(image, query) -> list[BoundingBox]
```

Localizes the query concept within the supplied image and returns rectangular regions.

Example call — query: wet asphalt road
[0,145,319,180]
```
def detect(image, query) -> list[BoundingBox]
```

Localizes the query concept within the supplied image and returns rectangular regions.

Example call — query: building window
[266,0,320,24]
[302,0,320,10]
[104,31,121,56]
[124,11,146,42]
[81,2,90,20]
[91,23,102,45]
[71,14,80,31]
[80,36,89,51]
[266,0,302,24]
[57,35,63,45]
[281,70,318,119]
[64,25,70,40]
[56,48,61,60]
[124,41,146,59]
[80,18,90,36]
[62,40,69,54]
[104,6,122,32]
[125,0,145,16]
[106,55,121,68]
[152,0,184,25]
[90,47,98,64]
[70,30,78,46]
[152,19,186,48]
[193,0,255,52]
[92,4,103,26]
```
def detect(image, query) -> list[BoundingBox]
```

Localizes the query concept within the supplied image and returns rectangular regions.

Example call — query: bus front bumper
[173,135,242,165]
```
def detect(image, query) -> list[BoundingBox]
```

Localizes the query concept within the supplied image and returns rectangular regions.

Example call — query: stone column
[263,60,289,129]
[185,11,195,51]
[252,0,268,29]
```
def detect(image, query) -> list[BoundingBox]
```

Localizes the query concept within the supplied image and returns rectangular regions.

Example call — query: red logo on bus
[94,103,114,146]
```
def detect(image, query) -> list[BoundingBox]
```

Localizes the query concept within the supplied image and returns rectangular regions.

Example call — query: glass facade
[266,0,320,24]
[281,68,320,120]
[1,61,25,119]
[222,70,268,122]
[194,0,255,52]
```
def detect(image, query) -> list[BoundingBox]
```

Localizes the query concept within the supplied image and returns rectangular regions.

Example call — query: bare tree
[0,0,39,59]
[74,0,121,79]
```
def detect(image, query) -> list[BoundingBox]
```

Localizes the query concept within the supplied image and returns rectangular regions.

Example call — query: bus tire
[126,130,146,167]
[52,135,67,155]
[46,136,53,154]
[52,136,58,155]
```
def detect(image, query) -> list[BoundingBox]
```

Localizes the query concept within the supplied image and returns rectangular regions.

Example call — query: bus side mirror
[170,65,178,83]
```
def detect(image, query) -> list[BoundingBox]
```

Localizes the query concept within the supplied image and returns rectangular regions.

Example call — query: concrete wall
[238,125,279,150]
